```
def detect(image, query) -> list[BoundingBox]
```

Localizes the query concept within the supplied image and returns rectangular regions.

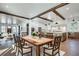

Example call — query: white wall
[21,17,67,35]
[66,16,79,32]
[20,16,79,36]
[20,19,29,32]
[0,14,22,34]
[21,18,47,36]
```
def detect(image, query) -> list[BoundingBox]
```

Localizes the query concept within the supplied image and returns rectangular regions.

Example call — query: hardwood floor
[61,39,79,56]
[1,38,79,56]
[0,38,13,49]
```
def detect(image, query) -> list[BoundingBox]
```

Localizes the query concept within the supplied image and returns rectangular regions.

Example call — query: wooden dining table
[21,36,53,56]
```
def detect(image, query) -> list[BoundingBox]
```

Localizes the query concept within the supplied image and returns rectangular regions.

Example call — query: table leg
[36,46,40,56]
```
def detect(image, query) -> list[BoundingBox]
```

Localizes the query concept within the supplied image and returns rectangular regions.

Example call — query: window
[13,18,16,24]
[7,18,11,24]
[1,16,6,23]
[12,26,16,33]
[1,26,6,32]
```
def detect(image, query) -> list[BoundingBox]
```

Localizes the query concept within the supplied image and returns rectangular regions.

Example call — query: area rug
[0,47,12,56]
[0,47,65,56]
[11,47,66,56]
[0,48,9,55]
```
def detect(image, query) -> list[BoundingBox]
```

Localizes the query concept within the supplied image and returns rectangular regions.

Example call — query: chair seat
[22,47,31,54]
[44,46,53,49]
[45,49,59,55]
[45,49,52,55]
[22,45,32,54]
[23,45,32,48]
[44,47,59,55]
[44,46,53,55]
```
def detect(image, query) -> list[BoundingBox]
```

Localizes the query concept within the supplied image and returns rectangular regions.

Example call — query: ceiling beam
[38,17,53,22]
[53,3,69,9]
[0,11,30,19]
[52,10,65,20]
[31,3,69,19]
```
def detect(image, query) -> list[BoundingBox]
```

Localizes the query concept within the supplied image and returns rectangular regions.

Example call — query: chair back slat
[13,34,17,43]
[16,36,23,55]
[53,36,61,50]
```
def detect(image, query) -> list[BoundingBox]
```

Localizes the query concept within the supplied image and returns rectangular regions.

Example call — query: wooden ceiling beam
[53,3,69,9]
[51,3,69,20]
[0,11,30,20]
[52,10,65,20]
[38,17,53,22]
[31,3,69,19]
[0,3,69,21]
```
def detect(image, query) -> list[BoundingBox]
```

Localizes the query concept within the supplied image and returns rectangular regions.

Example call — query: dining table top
[21,36,53,46]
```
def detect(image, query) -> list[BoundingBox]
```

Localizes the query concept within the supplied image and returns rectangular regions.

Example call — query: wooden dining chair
[43,36,61,56]
[13,34,18,48]
[21,32,28,46]
[13,34,32,56]
[16,36,32,56]
[13,34,17,43]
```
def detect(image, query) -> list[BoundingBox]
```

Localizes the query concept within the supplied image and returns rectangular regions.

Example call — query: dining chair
[13,34,18,48]
[13,34,17,43]
[16,36,32,56]
[43,36,61,56]
[13,34,19,56]
[21,32,29,46]
[13,34,32,56]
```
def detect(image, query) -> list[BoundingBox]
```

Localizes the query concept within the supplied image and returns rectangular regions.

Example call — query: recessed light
[70,15,73,18]
[6,5,9,8]
[66,7,69,10]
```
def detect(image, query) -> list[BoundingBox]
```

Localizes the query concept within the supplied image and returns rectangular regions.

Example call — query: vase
[32,36,36,39]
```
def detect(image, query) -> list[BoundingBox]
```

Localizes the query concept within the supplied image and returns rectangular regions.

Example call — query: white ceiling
[0,3,59,18]
[0,3,79,25]
[57,3,79,18]
[41,11,63,21]
[38,3,79,25]
[0,3,79,19]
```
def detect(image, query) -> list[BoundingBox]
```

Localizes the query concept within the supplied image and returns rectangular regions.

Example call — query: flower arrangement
[32,32,37,36]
